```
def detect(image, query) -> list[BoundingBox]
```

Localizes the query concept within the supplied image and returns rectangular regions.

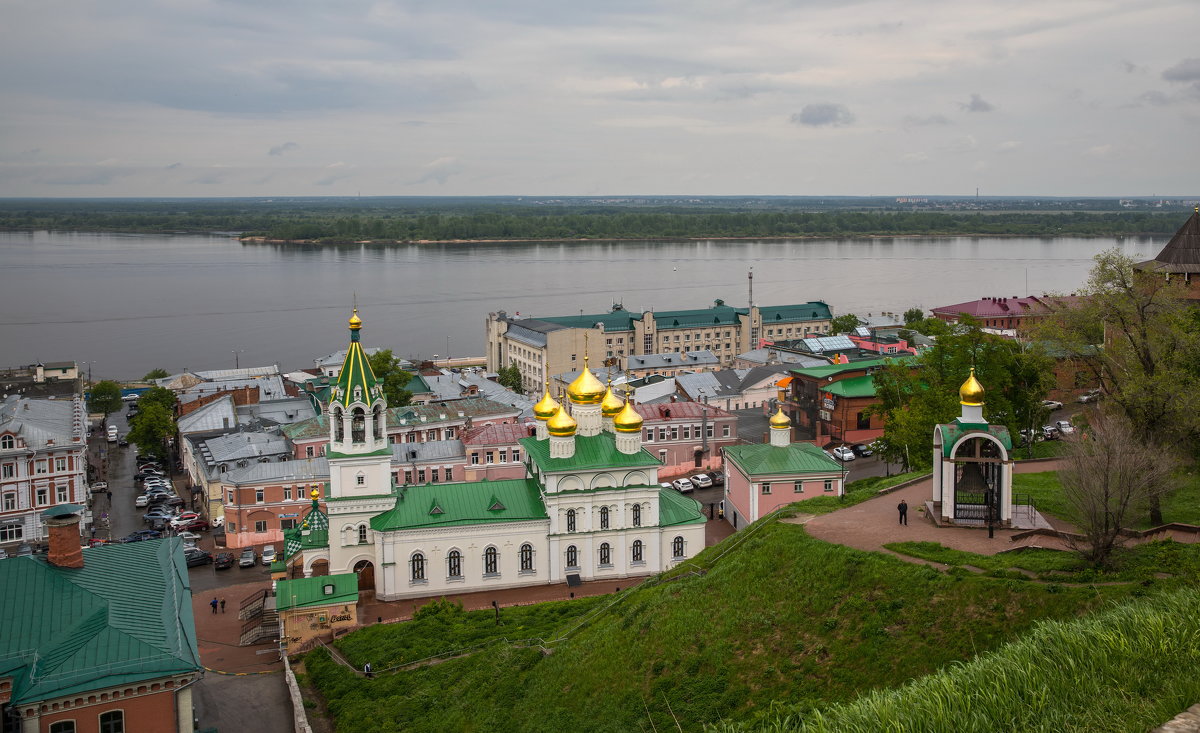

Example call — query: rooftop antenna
[748,267,754,308]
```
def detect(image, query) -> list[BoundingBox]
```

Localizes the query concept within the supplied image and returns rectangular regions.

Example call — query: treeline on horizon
[0,200,1185,241]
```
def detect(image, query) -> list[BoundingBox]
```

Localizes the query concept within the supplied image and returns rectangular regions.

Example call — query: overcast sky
[1,0,1197,197]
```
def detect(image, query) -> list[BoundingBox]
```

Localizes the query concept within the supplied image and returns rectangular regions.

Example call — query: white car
[690,473,713,489]
[831,446,857,462]
[671,478,695,493]
[122,393,139,401]
[134,495,150,507]
[261,546,277,565]
[1042,400,1064,411]
[1056,420,1075,435]
[170,512,201,528]
[176,531,202,543]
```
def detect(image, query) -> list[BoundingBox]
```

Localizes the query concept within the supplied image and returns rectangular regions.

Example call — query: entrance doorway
[353,559,375,591]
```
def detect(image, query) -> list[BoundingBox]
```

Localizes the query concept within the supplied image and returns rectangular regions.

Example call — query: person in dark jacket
[898,499,908,525]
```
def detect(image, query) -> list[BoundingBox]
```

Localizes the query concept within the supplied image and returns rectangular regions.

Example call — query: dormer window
[0,435,12,450]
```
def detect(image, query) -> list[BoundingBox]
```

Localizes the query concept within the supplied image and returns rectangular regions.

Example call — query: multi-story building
[623,350,720,378]
[634,401,737,475]
[930,294,1081,333]
[0,396,89,550]
[674,365,797,412]
[461,423,531,481]
[182,427,295,520]
[218,457,330,549]
[785,357,911,446]
[486,300,833,393]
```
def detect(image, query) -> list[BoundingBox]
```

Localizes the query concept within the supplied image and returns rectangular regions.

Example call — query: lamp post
[232,350,245,369]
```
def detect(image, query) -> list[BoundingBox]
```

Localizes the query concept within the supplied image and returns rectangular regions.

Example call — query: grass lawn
[1013,469,1200,528]
[781,470,927,517]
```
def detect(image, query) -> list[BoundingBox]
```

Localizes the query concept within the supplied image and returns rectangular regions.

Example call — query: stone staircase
[237,589,279,646]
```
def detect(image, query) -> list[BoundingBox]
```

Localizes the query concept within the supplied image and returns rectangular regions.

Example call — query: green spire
[333,308,382,408]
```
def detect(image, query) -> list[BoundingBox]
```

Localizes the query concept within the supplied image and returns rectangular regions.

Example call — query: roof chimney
[43,504,85,568]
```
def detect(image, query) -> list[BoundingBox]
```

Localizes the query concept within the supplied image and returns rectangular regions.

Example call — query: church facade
[283,312,706,600]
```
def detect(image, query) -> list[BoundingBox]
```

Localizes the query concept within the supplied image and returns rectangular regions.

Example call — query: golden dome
[959,368,985,406]
[546,406,577,437]
[567,360,605,405]
[769,407,790,428]
[613,401,644,433]
[533,386,560,420]
[310,488,321,501]
[601,384,625,417]
[348,308,362,331]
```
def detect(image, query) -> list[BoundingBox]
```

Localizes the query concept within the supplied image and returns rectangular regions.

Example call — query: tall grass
[713,588,1200,733]
[1015,470,1200,528]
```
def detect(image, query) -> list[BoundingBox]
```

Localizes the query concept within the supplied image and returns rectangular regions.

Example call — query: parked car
[238,548,257,568]
[210,516,226,529]
[852,443,874,457]
[705,470,724,486]
[182,519,211,532]
[134,495,151,508]
[1042,425,1060,440]
[90,482,108,494]
[0,548,8,560]
[124,529,161,542]
[170,512,201,528]
[176,531,202,543]
[118,439,129,447]
[671,477,695,493]
[184,548,213,567]
[15,543,34,557]
[261,546,277,565]
[1078,389,1102,403]
[1056,420,1076,435]
[1042,399,1064,411]
[831,446,856,461]
[136,453,156,463]
[689,473,713,489]
[213,552,236,570]
[143,508,177,523]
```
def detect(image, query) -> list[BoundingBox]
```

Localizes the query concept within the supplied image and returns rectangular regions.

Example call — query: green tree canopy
[143,368,169,381]
[88,380,122,418]
[496,364,524,395]
[903,307,925,325]
[127,402,175,460]
[368,349,413,407]
[137,386,177,414]
[830,314,862,334]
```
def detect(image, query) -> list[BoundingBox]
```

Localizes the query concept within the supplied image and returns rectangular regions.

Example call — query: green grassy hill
[304,511,1162,732]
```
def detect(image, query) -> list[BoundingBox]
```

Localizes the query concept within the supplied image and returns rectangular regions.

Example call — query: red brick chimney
[42,505,85,569]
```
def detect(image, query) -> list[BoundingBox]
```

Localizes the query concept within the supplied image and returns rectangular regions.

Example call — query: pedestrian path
[192,580,282,674]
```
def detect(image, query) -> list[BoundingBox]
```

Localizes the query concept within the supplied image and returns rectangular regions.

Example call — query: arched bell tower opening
[951,436,1005,521]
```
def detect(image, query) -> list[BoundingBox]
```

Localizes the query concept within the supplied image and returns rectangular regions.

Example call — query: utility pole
[232,350,244,369]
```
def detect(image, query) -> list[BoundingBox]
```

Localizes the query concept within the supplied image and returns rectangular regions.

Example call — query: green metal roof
[332,327,382,408]
[822,374,876,399]
[406,374,433,395]
[652,305,747,330]
[937,422,1013,457]
[758,301,832,323]
[658,489,707,526]
[790,356,911,380]
[276,573,359,611]
[284,501,330,559]
[539,312,638,332]
[521,433,661,473]
[724,442,842,477]
[0,539,202,706]
[371,479,548,531]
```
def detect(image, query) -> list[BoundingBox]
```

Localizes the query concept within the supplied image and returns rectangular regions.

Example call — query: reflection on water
[0,231,1159,378]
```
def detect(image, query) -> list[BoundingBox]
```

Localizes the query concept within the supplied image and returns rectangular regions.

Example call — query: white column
[176,684,194,732]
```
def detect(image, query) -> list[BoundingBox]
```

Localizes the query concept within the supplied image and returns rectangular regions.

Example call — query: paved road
[193,669,292,733]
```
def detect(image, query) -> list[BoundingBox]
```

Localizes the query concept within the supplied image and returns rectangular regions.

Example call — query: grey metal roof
[177,375,287,404]
[177,396,238,435]
[313,346,385,369]
[202,430,291,463]
[390,439,466,464]
[0,395,84,449]
[675,365,793,399]
[505,323,552,348]
[627,350,719,370]
[735,349,828,367]
[237,397,318,426]
[418,372,536,418]
[221,457,329,485]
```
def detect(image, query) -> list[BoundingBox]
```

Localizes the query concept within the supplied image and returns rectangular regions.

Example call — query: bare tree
[1058,410,1176,566]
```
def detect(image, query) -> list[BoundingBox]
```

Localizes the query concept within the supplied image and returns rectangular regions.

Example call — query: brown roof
[634,401,733,423]
[461,422,532,446]
[1139,208,1200,274]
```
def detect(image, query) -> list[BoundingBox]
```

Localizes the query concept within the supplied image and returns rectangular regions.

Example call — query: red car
[181,519,211,532]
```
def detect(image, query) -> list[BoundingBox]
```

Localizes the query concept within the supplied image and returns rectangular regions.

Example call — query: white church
[282,311,707,600]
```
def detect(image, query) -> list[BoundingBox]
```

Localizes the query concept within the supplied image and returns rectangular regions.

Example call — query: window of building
[417,469,426,483]
[857,411,871,431]
[520,543,534,573]
[658,449,667,462]
[471,452,480,465]
[35,487,48,505]
[761,482,772,495]
[657,428,667,441]
[54,457,68,472]
[566,545,578,568]
[632,504,642,527]
[56,484,68,503]
[599,542,612,566]
[0,435,12,450]
[404,470,413,484]
[824,479,834,493]
[281,519,296,530]
[512,449,520,463]
[356,474,365,485]
[255,520,267,533]
[706,424,715,438]
[431,468,439,483]
[411,552,426,582]
[722,425,730,437]
[445,467,453,482]
[35,460,47,475]
[485,451,494,464]
[99,711,124,733]
[50,722,76,733]
[283,486,292,501]
[1,463,12,478]
[682,426,691,439]
[305,446,315,457]
[499,450,507,463]
[644,334,653,352]
[255,488,264,503]
[644,429,653,442]
[445,427,456,438]
[227,490,234,504]
[484,546,498,575]
[670,426,678,440]
[358,525,368,544]
[447,549,462,578]
[631,539,644,563]
[2,492,14,511]
[0,524,23,542]
[672,536,685,559]
[406,433,417,443]
[427,429,438,441]
[566,508,576,532]
[794,481,804,494]
[599,506,609,530]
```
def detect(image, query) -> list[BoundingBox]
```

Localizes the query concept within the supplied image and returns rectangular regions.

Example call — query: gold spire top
[533,382,561,420]
[613,400,644,433]
[567,357,606,405]
[348,308,362,331]
[601,379,625,417]
[959,368,985,406]
[546,405,577,437]
[769,407,790,428]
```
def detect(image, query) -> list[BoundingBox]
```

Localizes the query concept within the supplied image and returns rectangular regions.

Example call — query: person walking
[898,499,908,526]
[363,662,373,679]
[210,597,218,614]
[220,598,226,613]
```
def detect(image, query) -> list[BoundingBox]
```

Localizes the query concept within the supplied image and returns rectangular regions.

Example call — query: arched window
[566,508,576,532]
[99,711,123,733]
[447,549,462,578]
[410,552,426,581]
[372,404,384,440]
[599,506,610,530]
[672,536,685,559]
[484,546,498,575]
[599,542,611,566]
[632,539,643,563]
[357,525,367,544]
[351,407,366,443]
[632,504,642,527]
[566,545,578,568]
[333,407,344,442]
[0,435,13,450]
[520,543,534,572]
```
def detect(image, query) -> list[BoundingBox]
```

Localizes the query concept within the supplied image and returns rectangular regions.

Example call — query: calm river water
[0,231,1163,379]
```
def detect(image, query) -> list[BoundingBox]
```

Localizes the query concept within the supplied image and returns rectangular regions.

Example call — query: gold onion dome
[567,361,606,405]
[769,407,790,428]
[348,308,362,330]
[533,388,561,420]
[959,368,985,406]
[613,401,644,433]
[601,385,625,417]
[546,406,578,437]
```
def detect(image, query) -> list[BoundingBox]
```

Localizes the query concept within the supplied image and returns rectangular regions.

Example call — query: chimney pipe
[43,504,85,569]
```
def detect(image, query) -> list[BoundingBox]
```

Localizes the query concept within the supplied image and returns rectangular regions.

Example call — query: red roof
[931,295,1081,319]
[461,422,532,446]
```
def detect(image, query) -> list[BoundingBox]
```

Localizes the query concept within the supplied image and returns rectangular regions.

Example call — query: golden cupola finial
[546,405,578,437]
[601,379,625,417]
[348,308,362,331]
[533,382,560,421]
[769,407,790,428]
[567,357,606,405]
[613,400,644,433]
[959,368,985,406]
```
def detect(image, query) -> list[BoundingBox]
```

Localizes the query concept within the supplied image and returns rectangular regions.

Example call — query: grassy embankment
[304,492,1149,732]
[1013,470,1200,528]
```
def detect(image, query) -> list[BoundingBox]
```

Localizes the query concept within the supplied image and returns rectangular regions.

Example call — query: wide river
[0,231,1164,380]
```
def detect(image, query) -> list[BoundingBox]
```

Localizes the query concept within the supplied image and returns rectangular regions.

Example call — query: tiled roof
[0,395,82,449]
[371,479,547,531]
[284,501,330,558]
[276,573,359,611]
[634,401,733,422]
[822,375,876,399]
[658,488,706,526]
[930,296,1082,320]
[724,442,842,477]
[758,301,833,323]
[0,538,201,705]
[536,312,637,332]
[520,433,660,473]
[462,422,533,446]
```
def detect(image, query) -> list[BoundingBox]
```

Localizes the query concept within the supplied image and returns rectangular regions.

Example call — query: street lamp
[232,350,245,369]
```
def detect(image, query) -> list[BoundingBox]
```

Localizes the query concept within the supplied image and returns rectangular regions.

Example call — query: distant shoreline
[235,232,1133,246]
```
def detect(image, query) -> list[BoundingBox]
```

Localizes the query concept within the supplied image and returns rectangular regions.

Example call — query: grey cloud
[1136,91,1171,106]
[962,94,995,113]
[903,114,950,128]
[791,104,855,127]
[413,157,465,185]
[165,162,182,169]
[269,142,299,156]
[1163,58,1200,83]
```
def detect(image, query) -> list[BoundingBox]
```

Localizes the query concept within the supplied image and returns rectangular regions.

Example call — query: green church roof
[284,500,330,559]
[332,315,382,409]
[276,573,359,611]
[724,442,842,477]
[0,539,202,706]
[520,433,661,473]
[371,479,548,531]
[658,488,707,526]
[937,422,1013,457]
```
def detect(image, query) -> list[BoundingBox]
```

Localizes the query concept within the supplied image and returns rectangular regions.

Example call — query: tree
[1058,411,1176,566]
[496,364,524,395]
[88,380,122,421]
[143,368,169,381]
[903,307,925,325]
[137,386,177,414]
[367,349,413,407]
[127,402,176,460]
[829,313,862,334]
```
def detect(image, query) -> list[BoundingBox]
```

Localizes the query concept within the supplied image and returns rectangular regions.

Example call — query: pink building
[721,410,844,530]
[461,422,532,481]
[635,401,738,477]
[220,458,329,550]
